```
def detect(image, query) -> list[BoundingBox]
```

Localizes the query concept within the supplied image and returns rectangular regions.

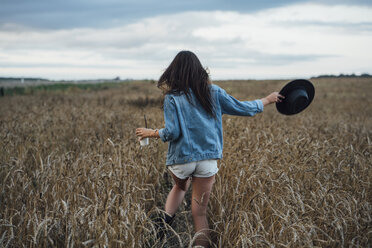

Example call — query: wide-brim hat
[276,79,315,115]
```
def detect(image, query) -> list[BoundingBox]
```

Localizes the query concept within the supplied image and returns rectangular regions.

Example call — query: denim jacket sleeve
[218,87,264,116]
[158,95,181,142]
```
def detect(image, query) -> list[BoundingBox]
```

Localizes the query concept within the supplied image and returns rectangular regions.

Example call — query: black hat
[276,79,315,115]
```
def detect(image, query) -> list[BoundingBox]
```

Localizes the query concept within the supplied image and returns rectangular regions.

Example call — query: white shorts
[168,159,219,179]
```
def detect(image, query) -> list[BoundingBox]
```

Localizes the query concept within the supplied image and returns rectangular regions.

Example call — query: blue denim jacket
[158,84,263,166]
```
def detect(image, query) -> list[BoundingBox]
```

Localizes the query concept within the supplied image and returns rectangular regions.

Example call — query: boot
[153,212,175,241]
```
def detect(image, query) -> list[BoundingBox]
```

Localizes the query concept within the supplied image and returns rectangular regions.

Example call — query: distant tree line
[0,77,48,81]
[312,73,371,79]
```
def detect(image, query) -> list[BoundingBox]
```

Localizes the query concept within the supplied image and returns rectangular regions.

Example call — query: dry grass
[0,78,371,247]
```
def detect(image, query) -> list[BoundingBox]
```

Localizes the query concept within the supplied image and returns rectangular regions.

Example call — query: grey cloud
[1,4,371,79]
[274,20,372,33]
[1,0,372,30]
[0,61,125,69]
[0,0,315,29]
[252,53,332,65]
[203,49,332,68]
[0,12,215,58]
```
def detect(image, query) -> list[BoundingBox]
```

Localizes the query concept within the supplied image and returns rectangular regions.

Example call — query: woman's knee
[192,193,210,217]
[192,205,208,218]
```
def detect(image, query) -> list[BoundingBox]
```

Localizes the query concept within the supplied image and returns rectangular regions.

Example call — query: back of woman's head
[158,50,215,117]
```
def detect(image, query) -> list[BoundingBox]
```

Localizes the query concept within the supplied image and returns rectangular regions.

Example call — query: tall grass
[0,78,371,247]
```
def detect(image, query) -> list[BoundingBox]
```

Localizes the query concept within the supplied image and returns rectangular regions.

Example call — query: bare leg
[191,176,215,247]
[165,172,191,216]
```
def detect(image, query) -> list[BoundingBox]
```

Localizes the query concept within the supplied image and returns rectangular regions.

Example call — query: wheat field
[0,78,371,247]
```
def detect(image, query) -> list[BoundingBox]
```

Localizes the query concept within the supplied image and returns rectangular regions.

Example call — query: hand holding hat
[276,79,315,115]
[261,92,285,106]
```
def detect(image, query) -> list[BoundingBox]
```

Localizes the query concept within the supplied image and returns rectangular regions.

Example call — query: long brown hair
[158,51,215,117]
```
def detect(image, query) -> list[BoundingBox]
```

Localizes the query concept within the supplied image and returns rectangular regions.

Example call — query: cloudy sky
[1,0,372,80]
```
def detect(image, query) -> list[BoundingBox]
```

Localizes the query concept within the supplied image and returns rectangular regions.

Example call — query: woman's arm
[218,86,284,116]
[157,96,181,142]
[219,87,264,116]
[135,95,181,142]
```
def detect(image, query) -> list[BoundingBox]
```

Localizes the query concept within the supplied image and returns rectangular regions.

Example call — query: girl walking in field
[136,50,283,247]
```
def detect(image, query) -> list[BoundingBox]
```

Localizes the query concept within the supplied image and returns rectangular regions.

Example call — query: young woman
[136,51,283,247]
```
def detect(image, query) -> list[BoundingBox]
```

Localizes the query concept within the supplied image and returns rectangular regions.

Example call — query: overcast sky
[1,0,372,80]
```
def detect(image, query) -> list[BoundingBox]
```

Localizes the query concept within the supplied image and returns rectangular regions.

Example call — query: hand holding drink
[136,115,160,146]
